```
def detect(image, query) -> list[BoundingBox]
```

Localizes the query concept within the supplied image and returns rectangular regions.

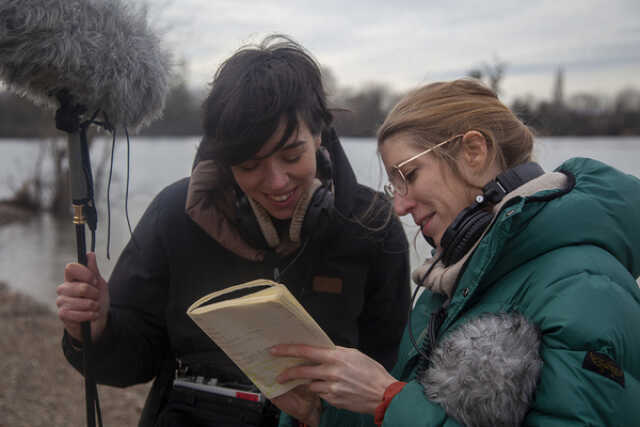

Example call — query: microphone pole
[0,1,171,423]
[55,89,102,427]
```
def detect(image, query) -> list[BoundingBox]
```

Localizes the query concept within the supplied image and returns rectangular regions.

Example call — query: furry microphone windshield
[0,0,171,131]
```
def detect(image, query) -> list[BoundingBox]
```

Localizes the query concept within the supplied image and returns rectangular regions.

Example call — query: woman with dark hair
[56,35,410,427]
[271,79,640,427]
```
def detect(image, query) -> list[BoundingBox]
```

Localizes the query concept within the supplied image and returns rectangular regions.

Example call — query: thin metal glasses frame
[384,134,463,198]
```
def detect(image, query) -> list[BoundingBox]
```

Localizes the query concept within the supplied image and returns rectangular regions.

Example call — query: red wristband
[374,381,407,425]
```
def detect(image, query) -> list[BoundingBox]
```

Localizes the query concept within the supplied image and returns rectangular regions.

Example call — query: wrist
[374,381,407,426]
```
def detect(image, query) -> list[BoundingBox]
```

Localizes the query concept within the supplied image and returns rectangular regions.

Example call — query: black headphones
[438,162,545,266]
[235,147,335,249]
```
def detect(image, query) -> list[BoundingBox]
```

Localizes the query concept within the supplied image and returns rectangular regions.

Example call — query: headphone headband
[440,162,544,266]
[483,162,545,204]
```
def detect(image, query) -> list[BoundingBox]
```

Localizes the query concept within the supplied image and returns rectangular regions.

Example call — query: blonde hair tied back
[377,79,534,176]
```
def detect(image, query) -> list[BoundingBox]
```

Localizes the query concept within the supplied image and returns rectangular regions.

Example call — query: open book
[187,279,335,399]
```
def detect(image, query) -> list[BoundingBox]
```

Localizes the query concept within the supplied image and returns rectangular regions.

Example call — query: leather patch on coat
[583,351,625,387]
[312,276,343,294]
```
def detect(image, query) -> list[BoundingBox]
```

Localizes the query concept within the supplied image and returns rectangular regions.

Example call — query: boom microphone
[0,1,172,426]
[0,0,171,131]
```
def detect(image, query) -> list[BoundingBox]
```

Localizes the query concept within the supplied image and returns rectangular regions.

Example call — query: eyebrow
[250,139,307,162]
[281,140,306,151]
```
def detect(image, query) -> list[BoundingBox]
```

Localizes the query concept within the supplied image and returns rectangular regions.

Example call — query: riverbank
[0,281,150,426]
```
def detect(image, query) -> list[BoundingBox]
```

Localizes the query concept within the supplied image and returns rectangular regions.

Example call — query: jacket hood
[185,128,361,260]
[413,157,640,300]
[494,157,640,281]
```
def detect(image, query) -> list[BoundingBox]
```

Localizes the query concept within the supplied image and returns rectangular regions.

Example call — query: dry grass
[0,282,151,427]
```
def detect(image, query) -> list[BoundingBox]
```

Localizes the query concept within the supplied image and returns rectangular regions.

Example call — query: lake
[2,135,640,308]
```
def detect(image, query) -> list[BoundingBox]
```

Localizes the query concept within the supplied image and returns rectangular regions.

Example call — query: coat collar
[185,159,265,262]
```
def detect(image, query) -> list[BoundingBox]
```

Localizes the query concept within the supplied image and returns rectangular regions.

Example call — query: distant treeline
[1,74,639,138]
[511,90,640,136]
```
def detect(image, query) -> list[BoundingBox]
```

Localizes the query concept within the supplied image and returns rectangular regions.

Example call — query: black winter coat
[62,133,410,426]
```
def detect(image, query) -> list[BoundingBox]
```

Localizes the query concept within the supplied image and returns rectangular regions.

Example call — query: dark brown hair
[196,34,332,168]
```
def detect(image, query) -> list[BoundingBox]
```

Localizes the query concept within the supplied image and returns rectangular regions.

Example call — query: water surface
[2,136,639,308]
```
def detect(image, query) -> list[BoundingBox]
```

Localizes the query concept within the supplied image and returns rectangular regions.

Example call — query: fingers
[276,362,332,384]
[272,345,396,415]
[58,252,103,326]
[270,344,336,363]
[307,379,338,396]
[63,252,103,283]
[57,280,100,299]
[56,292,100,313]
[57,287,101,318]
[63,262,96,285]
[59,305,100,323]
[271,345,362,383]
[271,344,337,384]
[57,253,109,344]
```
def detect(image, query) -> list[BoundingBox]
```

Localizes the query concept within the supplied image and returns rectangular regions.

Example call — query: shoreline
[0,201,36,226]
[0,281,150,426]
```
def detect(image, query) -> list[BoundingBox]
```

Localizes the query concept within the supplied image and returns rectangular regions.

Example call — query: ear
[460,130,489,172]
[314,134,322,149]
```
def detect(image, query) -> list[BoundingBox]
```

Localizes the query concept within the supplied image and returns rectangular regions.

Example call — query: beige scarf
[185,159,323,261]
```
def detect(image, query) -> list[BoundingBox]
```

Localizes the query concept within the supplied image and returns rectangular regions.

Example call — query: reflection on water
[1,214,76,306]
[2,136,640,308]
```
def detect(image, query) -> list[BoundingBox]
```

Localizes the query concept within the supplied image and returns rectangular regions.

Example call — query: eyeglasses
[383,134,463,198]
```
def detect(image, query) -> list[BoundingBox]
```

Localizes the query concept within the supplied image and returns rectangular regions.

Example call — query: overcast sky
[142,0,640,104]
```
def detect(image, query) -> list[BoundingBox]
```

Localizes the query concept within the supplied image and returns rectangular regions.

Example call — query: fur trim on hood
[420,312,543,427]
[185,159,265,262]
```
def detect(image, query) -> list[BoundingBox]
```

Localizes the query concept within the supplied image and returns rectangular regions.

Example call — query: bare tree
[467,56,508,95]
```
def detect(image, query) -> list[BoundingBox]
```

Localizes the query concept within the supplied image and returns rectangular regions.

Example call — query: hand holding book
[187,279,335,399]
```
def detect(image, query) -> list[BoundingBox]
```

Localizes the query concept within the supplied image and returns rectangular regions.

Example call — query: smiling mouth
[267,190,295,203]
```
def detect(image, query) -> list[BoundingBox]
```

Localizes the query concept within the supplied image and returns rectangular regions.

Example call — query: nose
[392,192,415,216]
[263,160,289,191]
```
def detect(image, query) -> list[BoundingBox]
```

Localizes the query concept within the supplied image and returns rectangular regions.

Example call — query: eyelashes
[404,168,418,183]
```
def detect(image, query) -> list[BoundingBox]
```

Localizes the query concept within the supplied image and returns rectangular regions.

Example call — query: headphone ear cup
[441,208,492,266]
[300,185,334,241]
[440,204,477,251]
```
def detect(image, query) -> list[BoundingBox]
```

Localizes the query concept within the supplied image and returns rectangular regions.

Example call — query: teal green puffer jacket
[300,158,640,427]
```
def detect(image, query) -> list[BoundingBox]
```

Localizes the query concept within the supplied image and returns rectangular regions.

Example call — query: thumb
[86,252,103,284]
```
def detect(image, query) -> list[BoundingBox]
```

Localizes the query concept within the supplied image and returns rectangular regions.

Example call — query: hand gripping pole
[56,89,103,427]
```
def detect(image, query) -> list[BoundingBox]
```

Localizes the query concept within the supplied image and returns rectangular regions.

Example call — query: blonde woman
[272,79,640,427]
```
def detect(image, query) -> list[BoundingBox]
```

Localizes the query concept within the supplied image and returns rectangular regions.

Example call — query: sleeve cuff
[374,381,407,425]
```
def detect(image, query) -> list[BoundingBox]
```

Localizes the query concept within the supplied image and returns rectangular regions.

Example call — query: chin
[261,203,294,220]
